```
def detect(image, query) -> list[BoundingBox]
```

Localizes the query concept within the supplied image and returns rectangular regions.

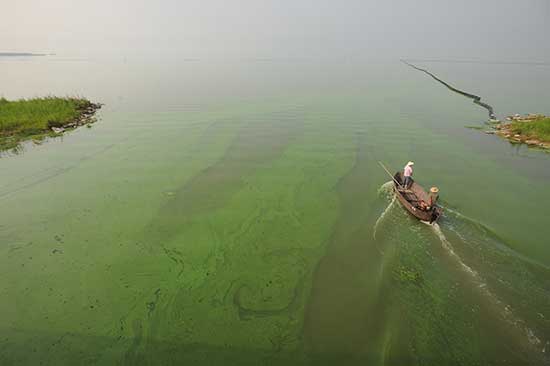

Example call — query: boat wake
[372,180,395,240]
[442,205,550,270]
[373,181,397,240]
[374,180,549,359]
[431,222,547,357]
[377,180,395,201]
[373,195,395,240]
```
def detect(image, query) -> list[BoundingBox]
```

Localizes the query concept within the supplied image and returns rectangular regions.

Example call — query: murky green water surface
[1,57,549,365]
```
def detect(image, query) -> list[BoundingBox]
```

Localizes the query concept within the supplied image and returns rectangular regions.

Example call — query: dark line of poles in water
[401,59,496,120]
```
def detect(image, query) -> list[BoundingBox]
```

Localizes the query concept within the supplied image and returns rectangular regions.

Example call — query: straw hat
[407,161,414,166]
[430,186,439,193]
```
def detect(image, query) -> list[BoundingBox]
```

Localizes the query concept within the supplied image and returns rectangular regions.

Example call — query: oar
[378,161,405,189]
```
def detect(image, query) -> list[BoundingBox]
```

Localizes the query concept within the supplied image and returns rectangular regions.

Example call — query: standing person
[403,161,414,188]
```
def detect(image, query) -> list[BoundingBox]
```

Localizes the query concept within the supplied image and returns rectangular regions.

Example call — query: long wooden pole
[378,161,405,189]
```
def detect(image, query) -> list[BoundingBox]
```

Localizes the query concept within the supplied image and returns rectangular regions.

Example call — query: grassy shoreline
[487,115,550,150]
[508,117,550,143]
[0,97,101,151]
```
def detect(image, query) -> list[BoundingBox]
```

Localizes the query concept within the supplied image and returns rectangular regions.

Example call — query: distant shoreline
[0,52,52,57]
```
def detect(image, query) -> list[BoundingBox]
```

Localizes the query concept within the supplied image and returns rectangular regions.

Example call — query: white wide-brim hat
[407,161,414,166]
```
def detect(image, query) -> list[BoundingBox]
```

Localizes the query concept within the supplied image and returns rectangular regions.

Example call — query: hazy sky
[3,0,549,59]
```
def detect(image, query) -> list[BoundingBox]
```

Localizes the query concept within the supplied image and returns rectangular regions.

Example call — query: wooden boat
[392,172,442,223]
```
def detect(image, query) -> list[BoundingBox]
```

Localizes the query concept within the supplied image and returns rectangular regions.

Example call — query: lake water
[1,55,549,365]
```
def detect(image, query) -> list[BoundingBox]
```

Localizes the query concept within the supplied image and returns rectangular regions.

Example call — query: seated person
[418,200,431,211]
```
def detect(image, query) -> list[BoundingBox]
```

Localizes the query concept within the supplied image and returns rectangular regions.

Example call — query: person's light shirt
[404,165,413,177]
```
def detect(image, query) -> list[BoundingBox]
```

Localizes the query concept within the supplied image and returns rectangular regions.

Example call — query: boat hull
[393,172,442,223]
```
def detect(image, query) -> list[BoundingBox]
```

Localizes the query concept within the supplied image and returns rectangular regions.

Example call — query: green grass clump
[0,97,94,150]
[393,266,423,286]
[509,117,550,142]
